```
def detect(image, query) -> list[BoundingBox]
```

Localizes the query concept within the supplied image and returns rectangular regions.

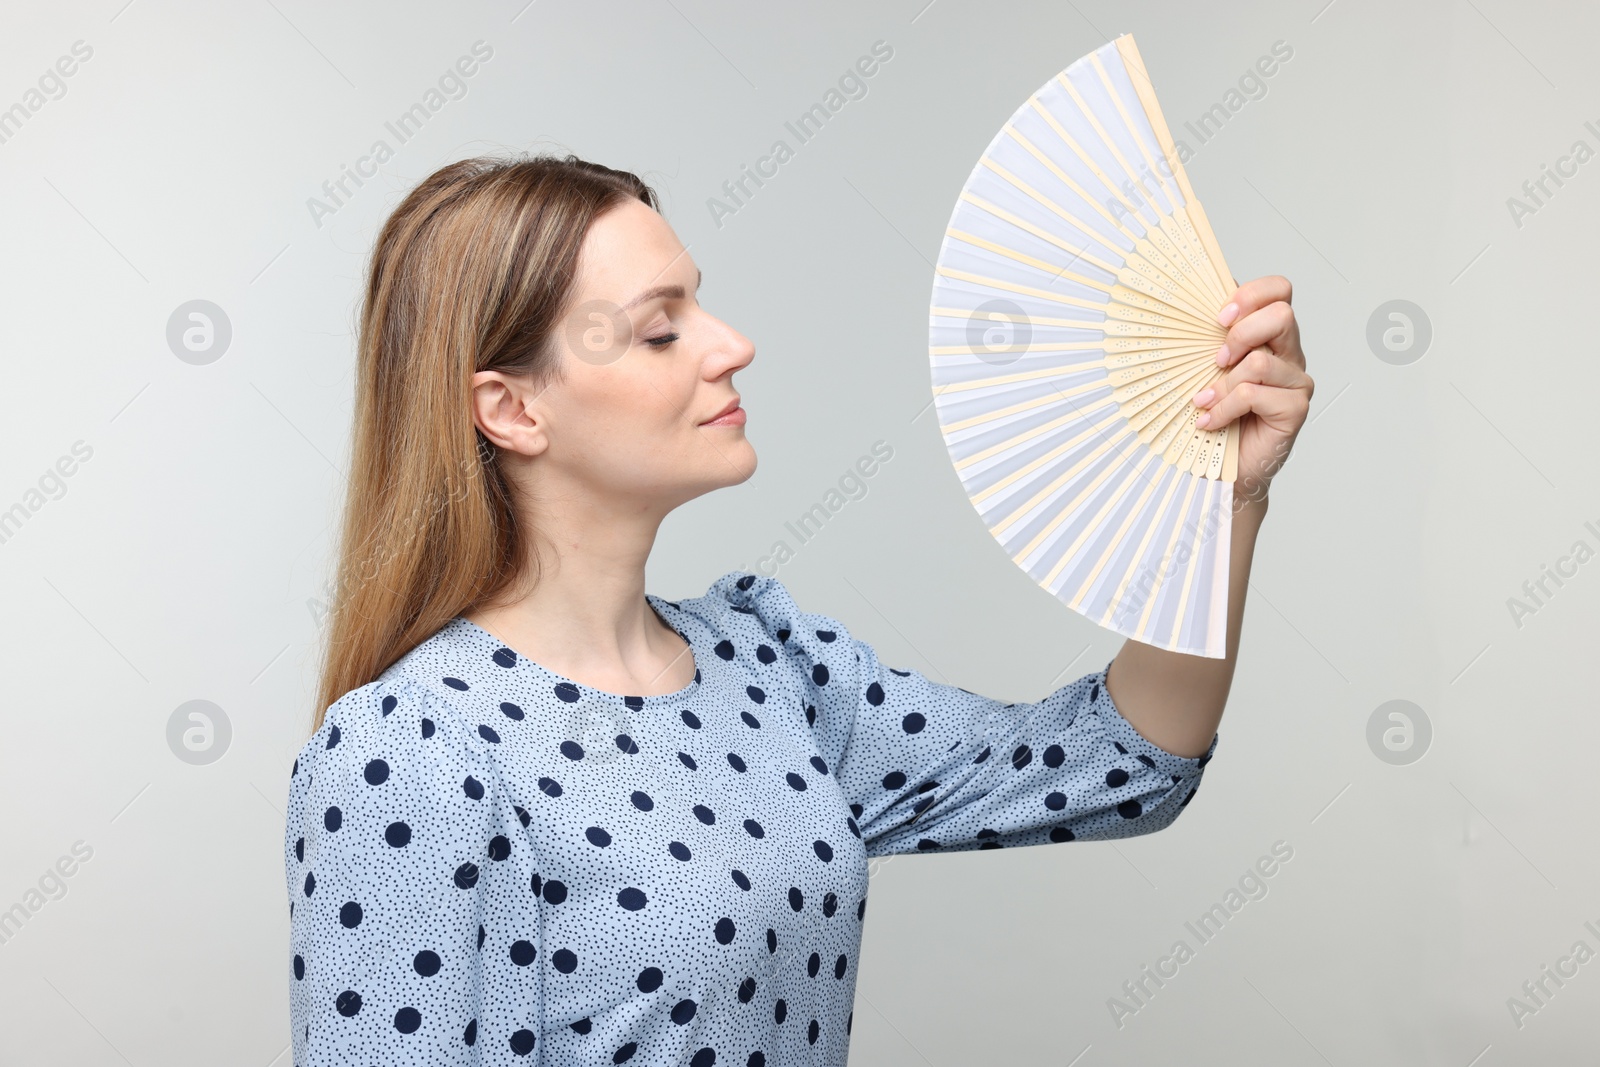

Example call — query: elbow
[1096,769,1206,840]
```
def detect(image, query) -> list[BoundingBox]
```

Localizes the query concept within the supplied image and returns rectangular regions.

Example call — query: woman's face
[473,197,757,513]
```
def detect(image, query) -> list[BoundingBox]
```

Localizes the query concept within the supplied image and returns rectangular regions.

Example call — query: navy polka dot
[285,571,1212,1064]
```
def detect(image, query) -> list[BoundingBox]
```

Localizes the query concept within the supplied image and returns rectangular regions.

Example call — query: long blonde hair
[310,153,660,733]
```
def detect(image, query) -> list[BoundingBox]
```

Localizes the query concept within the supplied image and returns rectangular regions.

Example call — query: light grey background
[2,0,1595,1063]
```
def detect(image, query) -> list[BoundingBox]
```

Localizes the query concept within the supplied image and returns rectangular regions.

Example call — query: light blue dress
[284,570,1216,1065]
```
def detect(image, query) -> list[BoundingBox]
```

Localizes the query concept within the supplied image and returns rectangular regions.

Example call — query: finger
[1215,346,1306,396]
[1194,378,1311,433]
[1216,275,1291,329]
[1218,300,1302,370]
[1189,346,1301,418]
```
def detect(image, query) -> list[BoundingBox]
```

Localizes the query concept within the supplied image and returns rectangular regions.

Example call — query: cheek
[579,375,695,451]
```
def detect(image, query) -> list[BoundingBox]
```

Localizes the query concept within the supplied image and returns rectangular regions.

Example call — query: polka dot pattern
[285,570,1214,1064]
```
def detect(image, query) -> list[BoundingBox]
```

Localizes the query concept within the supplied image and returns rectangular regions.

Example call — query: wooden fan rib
[938,373,1108,437]
[985,425,1139,543]
[957,191,1121,277]
[1107,286,1219,332]
[961,162,1133,272]
[1157,477,1218,651]
[1114,360,1219,418]
[952,403,1123,483]
[998,122,1129,238]
[1201,483,1234,655]
[1006,429,1153,560]
[933,301,1211,341]
[1090,45,1232,309]
[1112,260,1221,326]
[1029,87,1222,316]
[1104,320,1223,343]
[1104,341,1218,373]
[1110,347,1221,386]
[1130,474,1201,638]
[1156,215,1230,309]
[931,339,1103,358]
[935,266,1106,313]
[944,227,1112,296]
[1140,377,1216,471]
[933,304,1170,335]
[1087,53,1183,227]
[1015,101,1145,230]
[1003,119,1216,318]
[1011,104,1209,316]
[1093,466,1183,625]
[1064,453,1170,611]
[966,410,1127,509]
[1109,351,1218,401]
[1051,73,1156,235]
[1114,36,1236,296]
[928,356,1103,398]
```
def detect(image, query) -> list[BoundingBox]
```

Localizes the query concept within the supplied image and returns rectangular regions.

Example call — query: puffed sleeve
[284,676,545,1065]
[727,573,1217,857]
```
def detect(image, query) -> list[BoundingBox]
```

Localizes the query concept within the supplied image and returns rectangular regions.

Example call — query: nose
[705,314,755,377]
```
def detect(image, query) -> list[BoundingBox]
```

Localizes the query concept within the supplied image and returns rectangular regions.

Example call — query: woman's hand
[1106,276,1309,757]
[1190,275,1314,507]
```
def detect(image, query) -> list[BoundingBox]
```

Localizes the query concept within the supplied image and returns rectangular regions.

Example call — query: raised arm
[1105,275,1313,759]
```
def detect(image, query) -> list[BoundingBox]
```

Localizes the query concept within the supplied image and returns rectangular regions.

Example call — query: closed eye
[645,332,679,348]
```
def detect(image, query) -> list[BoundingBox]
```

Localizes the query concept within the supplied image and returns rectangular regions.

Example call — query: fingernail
[1218,303,1239,327]
[1215,344,1230,366]
[1195,411,1211,429]
[1193,388,1215,407]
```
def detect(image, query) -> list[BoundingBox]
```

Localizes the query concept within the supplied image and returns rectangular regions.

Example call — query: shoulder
[658,569,865,679]
[657,569,827,641]
[289,620,508,787]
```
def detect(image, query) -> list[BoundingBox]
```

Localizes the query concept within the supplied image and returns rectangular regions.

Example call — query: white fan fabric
[928,35,1233,658]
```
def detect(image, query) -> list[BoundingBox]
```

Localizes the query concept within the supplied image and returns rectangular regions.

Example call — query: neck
[464,487,692,697]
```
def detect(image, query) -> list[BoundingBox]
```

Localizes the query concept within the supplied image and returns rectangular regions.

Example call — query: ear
[471,370,549,457]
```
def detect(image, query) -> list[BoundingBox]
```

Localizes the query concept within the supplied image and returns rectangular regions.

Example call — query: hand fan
[928,32,1238,659]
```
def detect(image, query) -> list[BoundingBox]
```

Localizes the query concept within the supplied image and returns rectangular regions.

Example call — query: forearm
[1104,491,1270,758]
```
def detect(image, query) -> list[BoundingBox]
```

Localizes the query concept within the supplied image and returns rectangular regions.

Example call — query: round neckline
[451,595,700,706]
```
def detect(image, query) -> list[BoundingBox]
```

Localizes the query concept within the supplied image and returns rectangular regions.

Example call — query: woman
[283,153,1311,1065]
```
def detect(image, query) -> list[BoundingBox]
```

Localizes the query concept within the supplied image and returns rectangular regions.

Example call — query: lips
[701,397,741,424]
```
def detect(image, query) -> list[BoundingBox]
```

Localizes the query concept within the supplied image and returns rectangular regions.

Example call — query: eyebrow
[620,268,702,312]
